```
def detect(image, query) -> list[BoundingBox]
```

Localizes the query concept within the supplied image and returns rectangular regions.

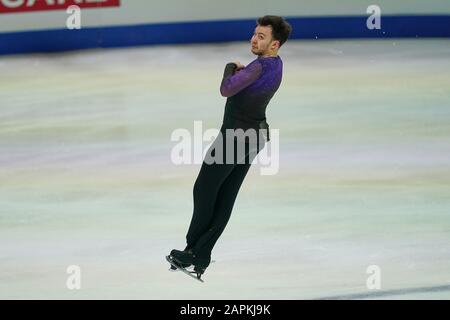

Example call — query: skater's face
[250,25,280,56]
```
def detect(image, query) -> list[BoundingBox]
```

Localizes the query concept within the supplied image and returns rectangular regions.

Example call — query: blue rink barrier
[0,15,449,55]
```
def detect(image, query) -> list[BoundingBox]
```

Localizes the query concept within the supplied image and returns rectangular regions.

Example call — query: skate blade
[169,265,194,272]
[166,255,204,283]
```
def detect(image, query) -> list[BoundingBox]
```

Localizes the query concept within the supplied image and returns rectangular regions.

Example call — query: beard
[251,45,266,56]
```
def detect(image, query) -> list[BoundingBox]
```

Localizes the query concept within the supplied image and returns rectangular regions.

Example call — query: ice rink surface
[0,39,449,299]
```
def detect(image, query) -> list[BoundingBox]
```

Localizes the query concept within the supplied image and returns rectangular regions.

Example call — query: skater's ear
[270,39,280,51]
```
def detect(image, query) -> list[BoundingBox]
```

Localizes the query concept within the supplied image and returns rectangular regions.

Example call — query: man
[168,16,292,280]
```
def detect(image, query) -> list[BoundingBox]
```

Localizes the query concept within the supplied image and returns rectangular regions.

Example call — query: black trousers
[185,127,266,262]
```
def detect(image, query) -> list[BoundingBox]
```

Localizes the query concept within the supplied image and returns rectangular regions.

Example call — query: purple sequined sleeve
[220,61,263,97]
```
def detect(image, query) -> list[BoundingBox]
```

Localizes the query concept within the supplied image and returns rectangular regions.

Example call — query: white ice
[0,39,449,299]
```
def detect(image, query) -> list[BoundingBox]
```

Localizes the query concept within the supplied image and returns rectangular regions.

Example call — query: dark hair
[256,15,292,47]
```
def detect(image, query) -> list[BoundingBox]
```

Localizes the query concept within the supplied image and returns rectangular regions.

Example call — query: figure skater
[168,15,292,280]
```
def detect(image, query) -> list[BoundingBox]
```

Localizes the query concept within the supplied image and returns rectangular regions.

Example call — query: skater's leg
[192,138,265,259]
[185,134,236,249]
[191,162,252,259]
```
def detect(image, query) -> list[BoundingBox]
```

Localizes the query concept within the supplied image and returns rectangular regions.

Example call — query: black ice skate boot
[169,249,210,280]
[192,255,211,278]
[169,249,193,270]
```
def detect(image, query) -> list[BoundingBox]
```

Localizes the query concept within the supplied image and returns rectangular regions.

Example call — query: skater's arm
[220,61,262,97]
